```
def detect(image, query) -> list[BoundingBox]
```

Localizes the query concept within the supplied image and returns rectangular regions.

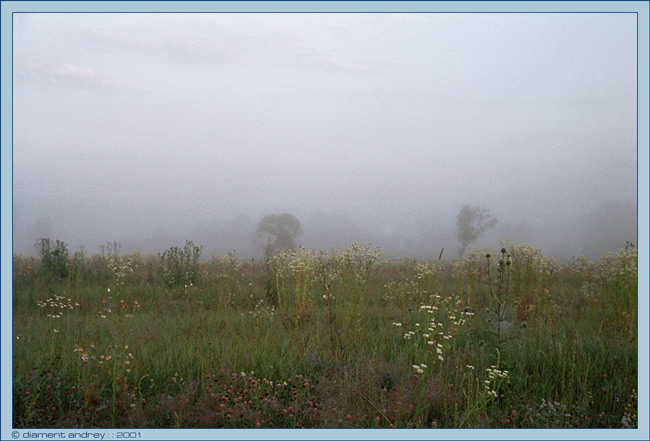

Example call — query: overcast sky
[12,13,637,259]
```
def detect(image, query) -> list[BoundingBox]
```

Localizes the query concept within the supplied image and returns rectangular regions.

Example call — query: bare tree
[256,213,302,252]
[456,205,497,258]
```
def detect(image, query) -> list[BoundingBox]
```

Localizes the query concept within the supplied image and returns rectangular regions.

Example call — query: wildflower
[466,365,475,370]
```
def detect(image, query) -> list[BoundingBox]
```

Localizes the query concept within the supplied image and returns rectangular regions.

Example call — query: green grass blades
[12,243,637,428]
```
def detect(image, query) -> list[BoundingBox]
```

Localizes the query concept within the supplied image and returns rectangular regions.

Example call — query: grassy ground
[12,243,637,428]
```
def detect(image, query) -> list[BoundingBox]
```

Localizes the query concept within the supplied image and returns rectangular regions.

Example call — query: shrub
[34,238,69,281]
[159,241,202,289]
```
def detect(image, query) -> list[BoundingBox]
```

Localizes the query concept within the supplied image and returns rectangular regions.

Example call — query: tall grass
[12,242,637,428]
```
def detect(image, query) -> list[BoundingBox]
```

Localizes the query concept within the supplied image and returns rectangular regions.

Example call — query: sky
[11,12,638,260]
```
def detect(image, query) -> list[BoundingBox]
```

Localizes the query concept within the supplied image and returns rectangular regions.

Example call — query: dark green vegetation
[13,241,637,428]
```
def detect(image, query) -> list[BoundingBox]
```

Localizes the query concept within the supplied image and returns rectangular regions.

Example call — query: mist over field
[12,13,637,261]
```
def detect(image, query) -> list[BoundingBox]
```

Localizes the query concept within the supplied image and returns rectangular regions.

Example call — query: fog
[12,13,637,261]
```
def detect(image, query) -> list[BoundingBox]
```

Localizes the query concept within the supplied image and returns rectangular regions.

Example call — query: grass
[12,242,637,428]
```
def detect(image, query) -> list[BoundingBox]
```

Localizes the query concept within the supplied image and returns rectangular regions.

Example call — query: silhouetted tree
[456,205,497,258]
[256,213,302,252]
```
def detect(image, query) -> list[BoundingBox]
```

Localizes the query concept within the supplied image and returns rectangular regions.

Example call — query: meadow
[12,241,637,429]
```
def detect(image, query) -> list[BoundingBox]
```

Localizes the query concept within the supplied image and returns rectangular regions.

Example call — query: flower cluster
[535,399,569,423]
[506,243,559,278]
[621,412,636,428]
[412,364,427,375]
[595,247,637,288]
[286,247,319,278]
[414,262,444,294]
[248,298,276,320]
[106,255,135,290]
[414,263,434,280]
[452,248,485,281]
[98,297,140,319]
[332,242,382,289]
[572,255,595,278]
[397,293,471,375]
[37,295,79,319]
[73,343,135,372]
[483,365,509,398]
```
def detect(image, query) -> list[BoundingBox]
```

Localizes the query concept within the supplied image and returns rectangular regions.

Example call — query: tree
[256,213,302,252]
[456,205,497,258]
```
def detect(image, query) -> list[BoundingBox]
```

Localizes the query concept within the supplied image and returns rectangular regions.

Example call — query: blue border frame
[2,2,648,440]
